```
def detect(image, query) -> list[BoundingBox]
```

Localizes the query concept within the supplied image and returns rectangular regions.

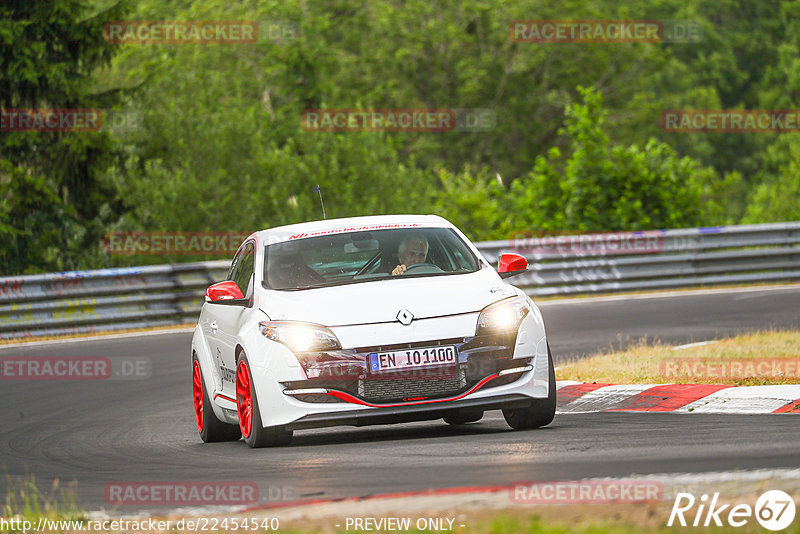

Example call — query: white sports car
[191,215,555,447]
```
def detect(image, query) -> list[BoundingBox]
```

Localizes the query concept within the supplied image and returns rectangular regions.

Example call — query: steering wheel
[404,263,444,274]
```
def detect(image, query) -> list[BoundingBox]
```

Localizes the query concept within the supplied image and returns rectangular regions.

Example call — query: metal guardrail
[0,263,229,340]
[480,221,800,296]
[1,222,798,339]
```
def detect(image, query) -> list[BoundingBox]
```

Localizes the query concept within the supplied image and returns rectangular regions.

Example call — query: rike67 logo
[668,490,796,531]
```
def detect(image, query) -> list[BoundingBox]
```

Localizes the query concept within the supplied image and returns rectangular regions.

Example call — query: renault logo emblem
[396,309,414,325]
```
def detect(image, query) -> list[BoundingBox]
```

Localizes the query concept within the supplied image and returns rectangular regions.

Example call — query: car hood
[259,267,519,326]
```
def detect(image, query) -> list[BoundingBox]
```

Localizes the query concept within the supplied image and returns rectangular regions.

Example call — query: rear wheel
[503,344,556,430]
[192,356,241,442]
[443,409,484,425]
[236,353,293,448]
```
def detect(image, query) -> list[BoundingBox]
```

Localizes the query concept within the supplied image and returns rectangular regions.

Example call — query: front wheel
[192,356,241,442]
[236,353,293,448]
[503,344,556,430]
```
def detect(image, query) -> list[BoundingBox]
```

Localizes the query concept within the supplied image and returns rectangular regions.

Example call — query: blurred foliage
[2,0,800,273]
[3,476,85,526]
[0,0,129,274]
[742,136,800,223]
[505,87,724,233]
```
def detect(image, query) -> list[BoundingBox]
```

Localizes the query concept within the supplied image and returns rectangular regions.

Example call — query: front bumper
[285,393,535,430]
[248,309,550,428]
[283,330,528,404]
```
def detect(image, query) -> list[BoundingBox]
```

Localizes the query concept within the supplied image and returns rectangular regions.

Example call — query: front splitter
[284,393,534,430]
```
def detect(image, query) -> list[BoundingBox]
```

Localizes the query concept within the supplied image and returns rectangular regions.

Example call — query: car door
[206,241,254,399]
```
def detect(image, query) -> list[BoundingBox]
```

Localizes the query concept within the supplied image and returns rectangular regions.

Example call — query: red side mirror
[206,280,244,301]
[498,253,528,274]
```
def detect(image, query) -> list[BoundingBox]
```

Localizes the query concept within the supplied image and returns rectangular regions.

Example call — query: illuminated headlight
[258,321,341,353]
[476,296,531,335]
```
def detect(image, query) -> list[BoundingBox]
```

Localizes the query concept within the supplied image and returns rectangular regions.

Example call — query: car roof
[250,214,454,245]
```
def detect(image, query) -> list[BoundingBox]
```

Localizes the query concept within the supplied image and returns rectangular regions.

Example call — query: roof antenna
[312,185,326,219]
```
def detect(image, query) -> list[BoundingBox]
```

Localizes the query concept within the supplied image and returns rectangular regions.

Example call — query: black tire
[443,409,484,425]
[502,343,556,430]
[193,355,241,443]
[237,353,293,448]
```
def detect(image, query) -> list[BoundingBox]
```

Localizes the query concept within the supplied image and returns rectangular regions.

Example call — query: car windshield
[264,227,480,290]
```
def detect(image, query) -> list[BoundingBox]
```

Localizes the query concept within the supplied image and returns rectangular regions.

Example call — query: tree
[742,137,800,223]
[0,0,129,274]
[507,87,717,232]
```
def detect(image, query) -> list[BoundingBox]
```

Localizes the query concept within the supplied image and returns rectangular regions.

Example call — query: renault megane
[191,215,555,447]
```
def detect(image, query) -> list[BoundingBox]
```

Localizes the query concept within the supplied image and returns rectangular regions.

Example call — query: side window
[226,248,243,281]
[230,242,255,295]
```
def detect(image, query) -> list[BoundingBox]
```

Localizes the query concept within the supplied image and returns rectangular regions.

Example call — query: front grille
[359,367,467,402]
[284,333,525,404]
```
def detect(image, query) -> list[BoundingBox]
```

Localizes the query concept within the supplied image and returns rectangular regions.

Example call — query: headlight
[258,321,341,353]
[476,296,530,335]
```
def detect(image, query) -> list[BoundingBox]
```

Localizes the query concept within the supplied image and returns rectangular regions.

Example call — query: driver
[392,236,429,276]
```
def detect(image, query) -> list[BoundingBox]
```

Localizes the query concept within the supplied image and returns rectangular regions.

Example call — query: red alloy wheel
[236,360,253,438]
[192,360,204,433]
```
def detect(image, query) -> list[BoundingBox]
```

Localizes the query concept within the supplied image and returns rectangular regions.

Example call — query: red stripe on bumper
[607,384,731,412]
[214,393,236,403]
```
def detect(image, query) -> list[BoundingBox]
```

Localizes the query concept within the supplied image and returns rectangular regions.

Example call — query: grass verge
[2,477,85,531]
[557,329,800,386]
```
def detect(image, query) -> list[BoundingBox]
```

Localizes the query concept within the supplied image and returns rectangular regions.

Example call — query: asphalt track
[1,285,799,512]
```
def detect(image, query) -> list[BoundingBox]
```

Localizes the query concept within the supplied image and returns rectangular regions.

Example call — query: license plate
[369,346,458,373]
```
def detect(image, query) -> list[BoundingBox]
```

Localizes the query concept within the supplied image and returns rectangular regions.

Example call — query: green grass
[2,477,86,533]
[558,329,800,386]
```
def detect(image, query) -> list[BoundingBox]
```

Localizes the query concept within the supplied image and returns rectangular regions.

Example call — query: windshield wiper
[278,280,349,291]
